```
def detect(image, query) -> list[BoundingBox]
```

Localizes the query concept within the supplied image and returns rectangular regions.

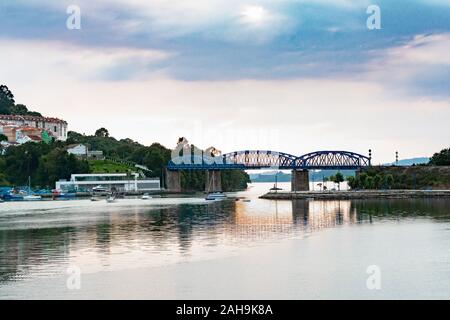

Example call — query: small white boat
[23,176,42,201]
[106,196,117,203]
[142,193,151,200]
[205,192,227,201]
[93,185,108,193]
[23,195,42,201]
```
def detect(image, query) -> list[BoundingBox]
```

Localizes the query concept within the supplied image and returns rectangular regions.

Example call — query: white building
[67,144,88,156]
[0,114,68,141]
[55,173,161,192]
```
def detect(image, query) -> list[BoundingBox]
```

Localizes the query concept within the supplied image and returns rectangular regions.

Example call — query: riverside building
[55,173,161,193]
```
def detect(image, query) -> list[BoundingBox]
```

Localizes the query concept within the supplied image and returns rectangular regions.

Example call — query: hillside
[384,157,430,166]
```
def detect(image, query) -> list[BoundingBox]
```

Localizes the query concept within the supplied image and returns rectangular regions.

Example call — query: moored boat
[3,193,24,201]
[142,193,151,200]
[23,194,42,201]
[106,195,117,203]
[205,192,227,201]
[92,185,108,193]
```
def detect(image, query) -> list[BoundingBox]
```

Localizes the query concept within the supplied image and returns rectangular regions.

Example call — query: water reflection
[1,196,449,285]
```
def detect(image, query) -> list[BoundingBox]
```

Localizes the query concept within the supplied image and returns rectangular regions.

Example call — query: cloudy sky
[1,0,449,163]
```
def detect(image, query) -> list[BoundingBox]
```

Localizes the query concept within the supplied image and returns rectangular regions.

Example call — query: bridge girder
[167,150,371,171]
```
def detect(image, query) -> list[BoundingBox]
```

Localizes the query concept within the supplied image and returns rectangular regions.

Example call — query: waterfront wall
[261,190,450,200]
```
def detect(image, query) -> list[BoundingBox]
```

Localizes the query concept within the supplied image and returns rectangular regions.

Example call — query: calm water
[0,183,449,299]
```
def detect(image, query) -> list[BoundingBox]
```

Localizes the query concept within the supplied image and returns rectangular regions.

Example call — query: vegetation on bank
[0,132,250,190]
[0,85,42,116]
[0,127,250,190]
[429,148,450,166]
[180,170,250,192]
[0,85,250,192]
[88,160,135,174]
[344,148,450,190]
[347,165,450,190]
[0,142,88,187]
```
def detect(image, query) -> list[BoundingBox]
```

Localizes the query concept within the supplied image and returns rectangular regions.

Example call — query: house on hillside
[67,144,88,157]
[16,135,42,144]
[0,114,68,141]
[66,144,104,160]
[0,124,53,144]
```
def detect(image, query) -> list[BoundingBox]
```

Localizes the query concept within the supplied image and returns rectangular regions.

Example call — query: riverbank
[260,189,450,200]
[40,189,195,199]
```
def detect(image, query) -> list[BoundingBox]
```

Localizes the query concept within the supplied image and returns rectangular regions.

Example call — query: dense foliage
[67,131,171,179]
[429,148,450,166]
[347,172,394,190]
[0,85,42,116]
[0,131,250,190]
[0,141,89,188]
[66,131,250,191]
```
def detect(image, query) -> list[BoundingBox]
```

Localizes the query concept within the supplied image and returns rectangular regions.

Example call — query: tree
[0,85,15,114]
[347,176,357,189]
[95,127,109,137]
[36,148,89,187]
[333,172,344,190]
[0,134,7,142]
[429,148,450,166]
[365,176,374,189]
[10,103,29,115]
[3,142,51,185]
[385,174,394,189]
[373,174,382,189]
[358,172,368,189]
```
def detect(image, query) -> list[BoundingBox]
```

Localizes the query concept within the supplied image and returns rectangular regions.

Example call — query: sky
[0,0,449,163]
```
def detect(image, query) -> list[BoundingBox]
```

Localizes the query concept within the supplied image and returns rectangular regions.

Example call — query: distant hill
[384,157,430,166]
[248,158,430,183]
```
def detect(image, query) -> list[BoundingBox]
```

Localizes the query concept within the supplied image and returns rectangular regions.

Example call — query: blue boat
[2,193,24,201]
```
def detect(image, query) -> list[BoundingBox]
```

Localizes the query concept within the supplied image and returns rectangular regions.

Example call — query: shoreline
[260,189,450,200]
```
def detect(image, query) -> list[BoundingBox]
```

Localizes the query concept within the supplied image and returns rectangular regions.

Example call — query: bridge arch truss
[167,150,371,170]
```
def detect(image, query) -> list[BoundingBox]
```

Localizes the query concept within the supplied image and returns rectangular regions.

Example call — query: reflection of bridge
[165,150,371,193]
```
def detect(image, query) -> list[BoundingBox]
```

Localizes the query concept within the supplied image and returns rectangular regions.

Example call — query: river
[0,183,449,299]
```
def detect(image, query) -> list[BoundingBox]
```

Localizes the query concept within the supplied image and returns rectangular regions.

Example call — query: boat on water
[23,194,42,201]
[205,171,226,200]
[2,193,24,201]
[92,185,108,193]
[142,193,152,200]
[205,192,227,201]
[106,195,117,203]
[270,186,283,191]
[269,174,283,191]
[23,176,42,201]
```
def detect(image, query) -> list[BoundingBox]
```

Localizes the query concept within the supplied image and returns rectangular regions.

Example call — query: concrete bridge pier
[291,169,310,191]
[206,170,222,193]
[165,169,181,192]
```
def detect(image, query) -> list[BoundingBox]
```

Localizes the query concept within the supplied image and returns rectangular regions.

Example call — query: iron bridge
[167,150,371,171]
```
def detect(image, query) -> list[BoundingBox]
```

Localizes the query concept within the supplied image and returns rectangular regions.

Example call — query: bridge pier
[165,169,181,192]
[205,170,222,193]
[291,169,309,191]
